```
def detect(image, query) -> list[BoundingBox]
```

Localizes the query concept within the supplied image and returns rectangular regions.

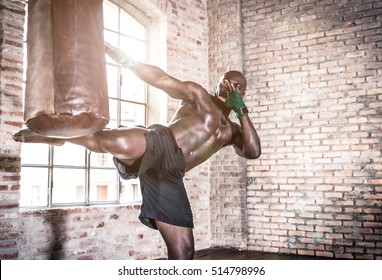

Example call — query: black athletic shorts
[113,124,194,230]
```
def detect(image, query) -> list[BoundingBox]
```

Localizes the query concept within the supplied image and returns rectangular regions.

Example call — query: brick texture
[243,0,382,259]
[163,0,211,251]
[207,0,248,248]
[18,206,165,260]
[0,0,25,260]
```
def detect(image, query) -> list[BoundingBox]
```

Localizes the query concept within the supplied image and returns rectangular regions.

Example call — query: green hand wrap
[225,90,248,118]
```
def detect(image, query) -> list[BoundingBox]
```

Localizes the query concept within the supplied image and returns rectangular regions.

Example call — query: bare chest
[176,116,233,170]
[169,99,234,170]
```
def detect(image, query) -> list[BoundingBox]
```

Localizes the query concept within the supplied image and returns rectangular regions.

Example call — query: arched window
[19,0,161,208]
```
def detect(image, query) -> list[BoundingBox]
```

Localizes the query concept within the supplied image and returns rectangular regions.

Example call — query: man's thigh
[92,127,148,162]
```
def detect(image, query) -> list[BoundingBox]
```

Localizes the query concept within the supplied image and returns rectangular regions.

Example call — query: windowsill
[19,202,142,213]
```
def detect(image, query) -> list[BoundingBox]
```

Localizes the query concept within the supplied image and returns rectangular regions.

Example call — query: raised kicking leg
[13,127,147,163]
[13,129,66,146]
[155,220,195,260]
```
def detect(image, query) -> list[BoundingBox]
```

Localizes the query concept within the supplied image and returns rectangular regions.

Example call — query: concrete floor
[194,248,333,260]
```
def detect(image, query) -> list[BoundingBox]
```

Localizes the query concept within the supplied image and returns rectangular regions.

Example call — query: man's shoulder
[181,82,212,106]
[184,81,208,95]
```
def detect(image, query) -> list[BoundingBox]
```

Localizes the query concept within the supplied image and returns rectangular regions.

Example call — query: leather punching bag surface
[25,0,109,138]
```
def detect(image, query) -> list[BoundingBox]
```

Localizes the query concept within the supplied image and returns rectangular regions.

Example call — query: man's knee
[168,239,194,260]
[184,242,195,260]
[156,221,194,260]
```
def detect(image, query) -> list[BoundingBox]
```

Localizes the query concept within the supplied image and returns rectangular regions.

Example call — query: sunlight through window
[20,0,147,207]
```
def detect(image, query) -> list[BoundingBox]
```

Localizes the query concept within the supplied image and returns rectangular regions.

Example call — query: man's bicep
[132,64,196,101]
[160,79,202,102]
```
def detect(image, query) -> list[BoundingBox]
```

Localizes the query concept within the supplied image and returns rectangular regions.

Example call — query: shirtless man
[13,44,261,260]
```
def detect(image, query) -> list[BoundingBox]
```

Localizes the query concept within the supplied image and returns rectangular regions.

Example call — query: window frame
[20,0,150,209]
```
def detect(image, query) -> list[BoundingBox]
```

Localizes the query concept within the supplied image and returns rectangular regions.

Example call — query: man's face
[216,72,246,103]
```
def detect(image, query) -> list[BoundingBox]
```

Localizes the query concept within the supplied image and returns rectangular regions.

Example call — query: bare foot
[13,129,65,146]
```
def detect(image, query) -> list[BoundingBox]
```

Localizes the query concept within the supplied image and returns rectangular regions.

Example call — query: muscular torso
[168,94,234,172]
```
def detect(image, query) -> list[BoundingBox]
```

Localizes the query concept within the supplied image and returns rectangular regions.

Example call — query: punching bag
[24,0,109,138]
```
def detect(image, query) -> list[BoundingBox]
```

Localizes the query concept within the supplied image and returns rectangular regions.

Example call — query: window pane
[90,152,115,168]
[53,144,85,167]
[20,167,48,207]
[89,169,118,202]
[52,169,86,204]
[108,98,118,128]
[106,64,119,98]
[120,35,146,62]
[121,67,146,102]
[120,9,146,40]
[104,30,119,64]
[20,1,149,207]
[103,0,119,32]
[120,178,142,203]
[120,102,145,127]
[21,143,49,165]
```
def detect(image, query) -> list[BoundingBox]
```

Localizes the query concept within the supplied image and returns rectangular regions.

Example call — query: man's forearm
[129,63,171,90]
[105,42,170,89]
[239,115,261,159]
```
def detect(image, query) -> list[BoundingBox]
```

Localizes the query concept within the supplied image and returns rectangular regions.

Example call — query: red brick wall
[18,206,164,259]
[207,0,249,248]
[243,0,382,259]
[163,0,211,251]
[0,0,25,259]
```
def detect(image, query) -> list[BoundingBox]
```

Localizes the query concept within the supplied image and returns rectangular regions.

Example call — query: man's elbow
[245,149,261,159]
